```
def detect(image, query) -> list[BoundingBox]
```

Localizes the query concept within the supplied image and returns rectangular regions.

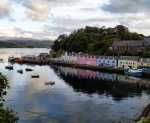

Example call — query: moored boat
[25,68,33,71]
[17,69,23,74]
[5,65,13,70]
[45,81,55,85]
[125,68,142,76]
[31,75,39,78]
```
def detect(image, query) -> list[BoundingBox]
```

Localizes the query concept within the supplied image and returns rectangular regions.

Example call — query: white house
[118,56,139,69]
[97,56,118,67]
[60,52,78,63]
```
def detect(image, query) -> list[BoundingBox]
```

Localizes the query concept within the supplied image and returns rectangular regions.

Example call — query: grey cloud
[0,1,12,19]
[101,0,150,14]
[10,0,79,21]
[80,7,96,11]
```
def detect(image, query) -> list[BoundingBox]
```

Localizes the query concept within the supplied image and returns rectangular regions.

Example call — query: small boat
[31,75,39,78]
[15,58,23,64]
[45,81,55,85]
[125,68,142,76]
[25,68,33,71]
[17,69,23,74]
[5,65,13,70]
[8,57,17,62]
[0,59,3,63]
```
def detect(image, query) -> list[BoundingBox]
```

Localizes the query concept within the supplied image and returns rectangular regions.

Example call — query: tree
[0,75,19,123]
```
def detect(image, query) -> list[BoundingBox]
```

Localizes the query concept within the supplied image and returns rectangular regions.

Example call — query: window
[126,62,128,64]
[108,61,110,63]
[112,61,115,63]
[120,62,122,64]
[133,63,135,65]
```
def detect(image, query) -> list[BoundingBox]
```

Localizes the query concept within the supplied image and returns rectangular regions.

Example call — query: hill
[0,38,54,48]
[52,25,145,55]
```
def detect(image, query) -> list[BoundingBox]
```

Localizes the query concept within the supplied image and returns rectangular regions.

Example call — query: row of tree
[52,25,145,56]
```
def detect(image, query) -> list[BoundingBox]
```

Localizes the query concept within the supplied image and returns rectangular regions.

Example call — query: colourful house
[137,58,150,70]
[118,56,139,69]
[77,52,87,65]
[86,55,97,66]
[97,56,118,67]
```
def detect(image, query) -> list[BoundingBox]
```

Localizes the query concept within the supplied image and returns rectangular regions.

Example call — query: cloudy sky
[0,0,150,40]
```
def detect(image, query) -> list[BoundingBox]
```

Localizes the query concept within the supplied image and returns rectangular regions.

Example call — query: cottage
[137,58,150,70]
[21,55,37,61]
[60,52,78,63]
[118,56,139,69]
[86,55,97,66]
[60,52,69,62]
[97,56,118,67]
[77,52,87,65]
[112,40,145,52]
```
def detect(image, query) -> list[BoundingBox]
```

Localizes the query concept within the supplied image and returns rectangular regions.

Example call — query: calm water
[0,48,150,123]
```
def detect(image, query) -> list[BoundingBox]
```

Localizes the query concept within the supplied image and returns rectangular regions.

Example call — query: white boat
[125,68,142,76]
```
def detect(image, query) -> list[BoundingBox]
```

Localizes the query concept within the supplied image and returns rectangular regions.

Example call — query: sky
[0,0,150,40]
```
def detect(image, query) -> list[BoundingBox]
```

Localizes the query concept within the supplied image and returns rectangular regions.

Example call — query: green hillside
[52,25,144,56]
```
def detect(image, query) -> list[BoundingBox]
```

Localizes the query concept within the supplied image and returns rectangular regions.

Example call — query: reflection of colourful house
[77,69,86,78]
[86,55,97,66]
[85,70,96,79]
[77,52,87,65]
[96,72,117,81]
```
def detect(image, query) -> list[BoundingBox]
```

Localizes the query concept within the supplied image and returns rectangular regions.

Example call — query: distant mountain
[0,37,54,48]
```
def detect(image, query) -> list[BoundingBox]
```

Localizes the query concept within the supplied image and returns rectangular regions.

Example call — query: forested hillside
[52,25,144,55]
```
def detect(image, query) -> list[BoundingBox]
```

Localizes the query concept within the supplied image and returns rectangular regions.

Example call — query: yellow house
[137,58,150,70]
[118,56,139,69]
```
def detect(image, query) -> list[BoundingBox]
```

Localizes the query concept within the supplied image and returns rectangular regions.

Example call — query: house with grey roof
[97,56,118,67]
[112,40,146,52]
[118,56,139,69]
[138,58,150,70]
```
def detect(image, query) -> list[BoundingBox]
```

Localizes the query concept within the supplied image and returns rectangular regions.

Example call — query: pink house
[86,55,97,66]
[77,53,87,65]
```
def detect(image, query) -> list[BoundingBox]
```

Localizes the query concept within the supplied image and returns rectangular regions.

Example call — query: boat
[0,59,3,63]
[17,69,23,74]
[15,58,23,64]
[31,75,39,78]
[125,68,142,76]
[25,68,33,71]
[8,57,17,62]
[5,65,13,70]
[45,81,55,85]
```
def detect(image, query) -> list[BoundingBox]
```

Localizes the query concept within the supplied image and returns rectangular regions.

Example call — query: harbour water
[0,48,150,123]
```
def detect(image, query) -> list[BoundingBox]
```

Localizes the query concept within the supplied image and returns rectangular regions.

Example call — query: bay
[0,48,150,123]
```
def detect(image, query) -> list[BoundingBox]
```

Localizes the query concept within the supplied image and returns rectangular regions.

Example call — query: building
[86,55,97,66]
[60,52,78,63]
[21,55,37,61]
[118,56,139,69]
[112,40,146,52]
[77,52,87,65]
[97,56,118,67]
[137,58,150,70]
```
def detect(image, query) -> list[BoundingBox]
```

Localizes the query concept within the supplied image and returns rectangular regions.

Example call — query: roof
[119,56,139,61]
[139,58,150,63]
[112,40,144,47]
[144,38,150,45]
[97,56,118,60]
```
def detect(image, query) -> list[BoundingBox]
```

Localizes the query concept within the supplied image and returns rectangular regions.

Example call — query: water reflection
[1,49,150,123]
[52,66,150,100]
